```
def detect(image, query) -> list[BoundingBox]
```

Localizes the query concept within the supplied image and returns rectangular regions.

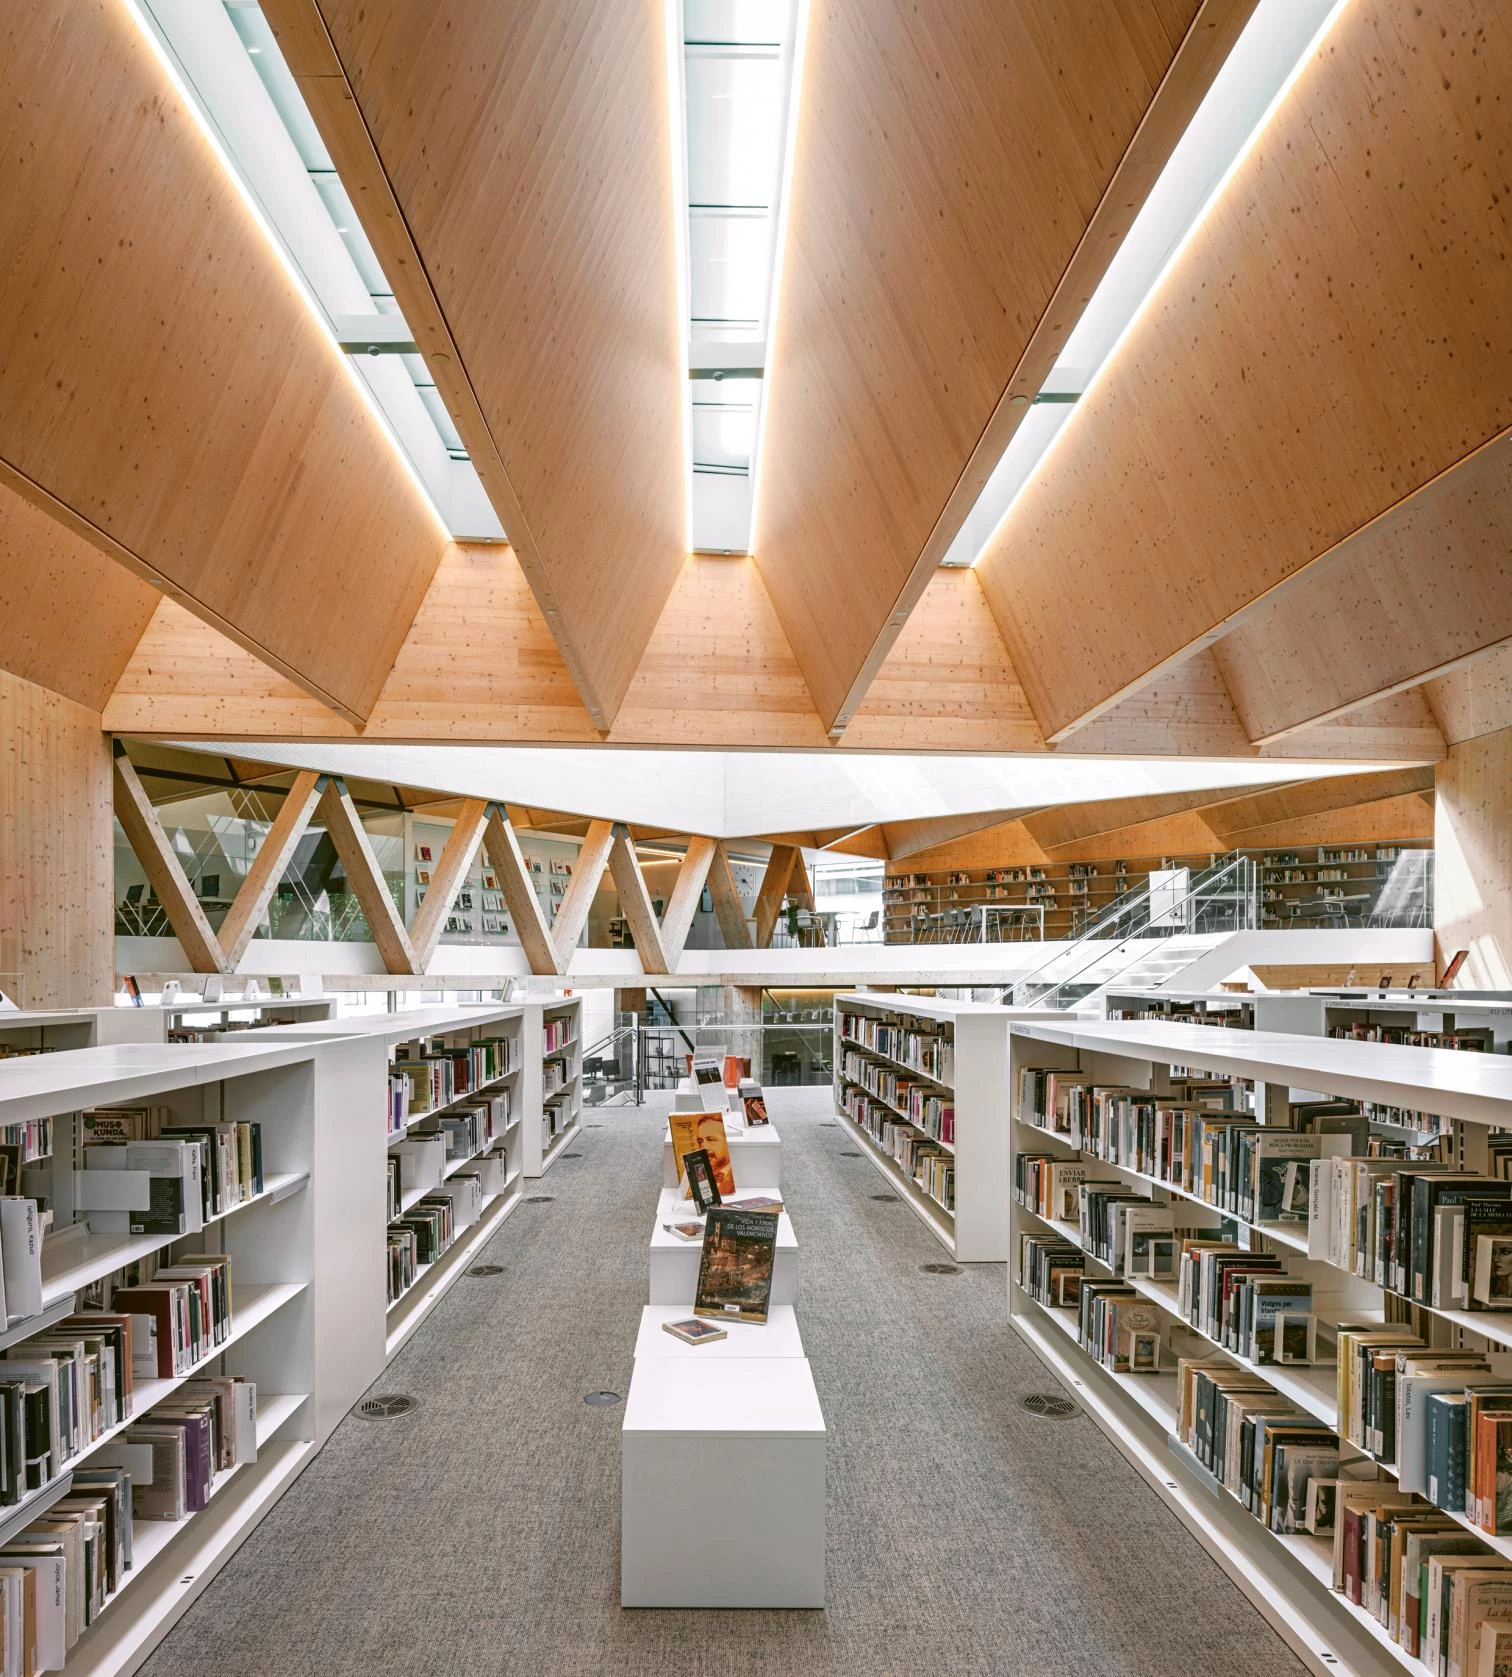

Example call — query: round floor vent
[1021,1392,1079,1420]
[584,1391,622,1408]
[357,1394,418,1420]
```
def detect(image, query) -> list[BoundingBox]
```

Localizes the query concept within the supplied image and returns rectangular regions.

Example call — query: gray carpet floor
[140,1088,1306,1677]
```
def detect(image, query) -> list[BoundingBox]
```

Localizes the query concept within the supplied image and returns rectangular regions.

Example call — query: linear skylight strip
[119,0,451,542]
[665,0,695,554]
[959,0,1351,567]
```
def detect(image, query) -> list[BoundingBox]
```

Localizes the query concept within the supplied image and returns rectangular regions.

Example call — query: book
[741,1094,769,1127]
[683,1149,721,1215]
[724,1195,783,1213]
[1474,1235,1512,1308]
[660,1317,727,1346]
[1477,1621,1512,1677]
[662,1222,705,1242]
[693,1207,779,1325]
[669,1111,735,1199]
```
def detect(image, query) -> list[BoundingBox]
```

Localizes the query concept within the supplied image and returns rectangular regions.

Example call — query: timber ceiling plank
[1202,766,1435,841]
[755,0,1255,732]
[0,484,159,712]
[977,0,1512,742]
[1425,642,1512,746]
[1212,440,1512,742]
[0,0,447,724]
[263,0,686,728]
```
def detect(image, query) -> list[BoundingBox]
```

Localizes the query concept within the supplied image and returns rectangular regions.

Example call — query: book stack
[1017,1230,1086,1309]
[542,1016,574,1055]
[0,1314,135,1499]
[80,1106,266,1230]
[1173,1239,1315,1366]
[393,1033,514,1117]
[387,1195,456,1302]
[113,1255,233,1378]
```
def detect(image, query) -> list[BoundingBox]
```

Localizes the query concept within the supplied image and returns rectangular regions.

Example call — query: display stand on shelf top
[259,1002,528,1360]
[833,992,1032,1262]
[1006,1015,1512,1677]
[522,994,584,1177]
[0,1033,377,1677]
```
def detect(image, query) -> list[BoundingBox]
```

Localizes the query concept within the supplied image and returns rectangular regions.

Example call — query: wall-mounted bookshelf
[831,994,1012,1261]
[884,841,1432,942]
[0,1033,377,1677]
[1008,1016,1512,1677]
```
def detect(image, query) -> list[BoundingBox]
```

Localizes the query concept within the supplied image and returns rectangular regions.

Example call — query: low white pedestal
[650,1189,798,1306]
[621,1357,826,1608]
[661,1124,782,1192]
[634,1304,804,1361]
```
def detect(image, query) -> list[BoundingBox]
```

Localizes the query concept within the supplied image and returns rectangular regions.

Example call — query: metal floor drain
[871,1193,899,1203]
[357,1394,418,1420]
[466,1264,504,1278]
[584,1391,622,1408]
[1021,1392,1078,1420]
[921,1262,961,1275]
[525,1195,555,1204]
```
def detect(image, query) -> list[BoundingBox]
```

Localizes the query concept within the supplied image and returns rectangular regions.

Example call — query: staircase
[1007,855,1260,1010]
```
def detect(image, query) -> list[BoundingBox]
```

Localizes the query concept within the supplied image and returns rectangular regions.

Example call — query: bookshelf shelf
[525,996,584,1177]
[1009,1015,1512,1677]
[833,994,1014,1261]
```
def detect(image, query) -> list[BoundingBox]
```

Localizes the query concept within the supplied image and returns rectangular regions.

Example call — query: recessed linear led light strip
[118,0,452,542]
[665,0,694,554]
[747,0,813,559]
[968,0,1352,565]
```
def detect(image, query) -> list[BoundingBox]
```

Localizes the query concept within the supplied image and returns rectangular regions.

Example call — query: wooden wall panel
[0,486,158,710]
[0,0,446,724]
[1203,767,1435,840]
[266,0,685,726]
[890,819,1051,875]
[1213,439,1512,741]
[1435,729,1512,986]
[979,0,1512,741]
[1051,653,1253,757]
[1221,792,1432,852]
[842,571,1043,752]
[756,0,1254,731]
[1425,642,1512,747]
[0,671,113,1007]
[1023,789,1258,852]
[1045,810,1222,864]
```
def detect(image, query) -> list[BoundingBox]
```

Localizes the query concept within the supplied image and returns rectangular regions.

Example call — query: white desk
[621,1357,826,1608]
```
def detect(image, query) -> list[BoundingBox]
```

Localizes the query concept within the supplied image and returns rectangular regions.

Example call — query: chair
[854,910,880,943]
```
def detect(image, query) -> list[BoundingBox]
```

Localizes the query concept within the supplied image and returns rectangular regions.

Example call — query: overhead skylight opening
[680,0,805,554]
[124,0,504,542]
[938,0,1348,567]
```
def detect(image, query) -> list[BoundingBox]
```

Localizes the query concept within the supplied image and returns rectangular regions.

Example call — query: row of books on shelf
[0,1254,236,1509]
[391,1034,515,1118]
[388,1092,510,1204]
[1177,1357,1512,1677]
[837,1052,954,1143]
[838,1090,954,1213]
[79,1105,266,1232]
[0,1370,262,1674]
[542,1017,575,1055]
[1106,1002,1247,1030]
[1331,1022,1496,1053]
[542,1061,570,1098]
[836,1012,953,1085]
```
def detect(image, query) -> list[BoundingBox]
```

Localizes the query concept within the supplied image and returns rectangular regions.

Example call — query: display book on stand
[624,1064,826,1610]
[1009,1017,1512,1677]
[0,1061,304,1677]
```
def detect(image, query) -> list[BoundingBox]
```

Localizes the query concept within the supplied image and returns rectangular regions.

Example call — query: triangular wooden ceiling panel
[263,0,686,729]
[754,0,1258,732]
[0,0,446,725]
[976,0,1512,743]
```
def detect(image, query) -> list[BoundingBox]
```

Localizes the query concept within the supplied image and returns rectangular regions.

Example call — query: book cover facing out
[669,1111,736,1198]
[694,1207,779,1324]
[684,1148,721,1214]
[741,1094,769,1127]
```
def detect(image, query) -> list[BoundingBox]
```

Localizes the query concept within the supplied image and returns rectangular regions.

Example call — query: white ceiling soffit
[938,0,1341,566]
[681,0,802,554]
[168,743,1384,840]
[130,0,504,542]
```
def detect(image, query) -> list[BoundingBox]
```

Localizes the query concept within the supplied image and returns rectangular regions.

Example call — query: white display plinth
[660,1124,782,1192]
[649,1189,798,1306]
[621,1358,826,1608]
[633,1304,804,1361]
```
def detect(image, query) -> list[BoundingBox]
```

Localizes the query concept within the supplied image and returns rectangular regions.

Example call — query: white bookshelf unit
[832,994,1011,1261]
[0,1034,377,1677]
[260,1004,527,1362]
[1007,1016,1512,1677]
[525,996,583,1177]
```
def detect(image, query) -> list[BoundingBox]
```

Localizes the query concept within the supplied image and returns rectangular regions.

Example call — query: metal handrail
[1008,854,1256,1009]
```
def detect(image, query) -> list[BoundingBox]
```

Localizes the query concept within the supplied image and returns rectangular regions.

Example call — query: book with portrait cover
[694,1206,779,1324]
[669,1111,735,1199]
